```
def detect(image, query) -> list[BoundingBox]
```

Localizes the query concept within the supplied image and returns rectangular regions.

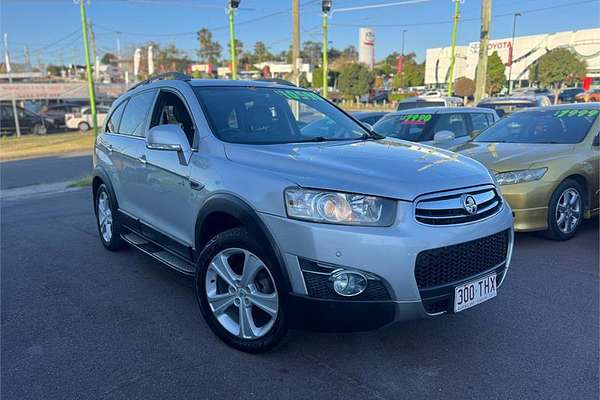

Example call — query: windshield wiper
[360,131,386,140]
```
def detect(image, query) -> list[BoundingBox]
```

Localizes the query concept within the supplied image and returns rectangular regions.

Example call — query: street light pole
[400,29,407,88]
[322,1,332,98]
[77,0,98,136]
[447,0,460,97]
[228,0,240,80]
[507,12,521,94]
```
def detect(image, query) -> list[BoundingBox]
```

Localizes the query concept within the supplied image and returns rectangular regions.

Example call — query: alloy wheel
[205,248,279,340]
[555,188,581,234]
[97,191,113,242]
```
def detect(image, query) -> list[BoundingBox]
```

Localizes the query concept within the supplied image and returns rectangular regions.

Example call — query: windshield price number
[400,114,432,125]
[554,109,599,118]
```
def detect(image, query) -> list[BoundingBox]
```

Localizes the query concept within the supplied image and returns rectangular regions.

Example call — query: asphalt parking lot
[2,189,598,400]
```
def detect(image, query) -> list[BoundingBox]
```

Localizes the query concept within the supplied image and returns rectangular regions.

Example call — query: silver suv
[93,74,514,353]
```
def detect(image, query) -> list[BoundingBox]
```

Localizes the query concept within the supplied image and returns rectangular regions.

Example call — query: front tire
[95,184,126,250]
[33,123,47,135]
[195,228,287,353]
[545,179,585,240]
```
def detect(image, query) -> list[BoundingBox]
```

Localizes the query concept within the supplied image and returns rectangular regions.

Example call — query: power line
[329,0,599,28]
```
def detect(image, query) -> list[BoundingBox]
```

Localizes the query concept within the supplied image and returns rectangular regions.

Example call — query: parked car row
[369,103,599,240]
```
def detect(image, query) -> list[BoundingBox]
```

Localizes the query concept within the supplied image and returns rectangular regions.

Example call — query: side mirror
[593,134,599,147]
[433,130,455,144]
[146,124,192,165]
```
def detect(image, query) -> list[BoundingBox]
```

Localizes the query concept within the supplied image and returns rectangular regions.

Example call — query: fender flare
[92,166,118,213]
[194,193,291,293]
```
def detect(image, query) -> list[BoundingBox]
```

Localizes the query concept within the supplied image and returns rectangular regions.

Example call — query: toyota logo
[461,195,478,215]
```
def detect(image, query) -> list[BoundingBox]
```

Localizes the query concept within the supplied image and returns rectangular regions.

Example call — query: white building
[425,28,600,88]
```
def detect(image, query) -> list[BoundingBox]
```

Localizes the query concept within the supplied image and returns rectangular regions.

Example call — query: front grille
[415,186,502,225]
[415,229,509,290]
[299,258,391,301]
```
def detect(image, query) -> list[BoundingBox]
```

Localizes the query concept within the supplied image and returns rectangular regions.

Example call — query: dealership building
[424,28,600,89]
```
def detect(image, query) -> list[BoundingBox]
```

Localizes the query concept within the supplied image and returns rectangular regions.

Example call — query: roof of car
[513,102,600,113]
[390,106,495,115]
[351,111,388,117]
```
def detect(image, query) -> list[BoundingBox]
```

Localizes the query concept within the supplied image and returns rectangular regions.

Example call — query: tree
[253,41,271,63]
[529,48,587,97]
[101,52,118,65]
[338,63,374,99]
[486,51,506,95]
[390,53,424,88]
[197,28,221,65]
[301,41,322,66]
[454,77,475,98]
[46,64,65,76]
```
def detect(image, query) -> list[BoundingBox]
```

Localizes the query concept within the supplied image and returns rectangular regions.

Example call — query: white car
[65,105,110,132]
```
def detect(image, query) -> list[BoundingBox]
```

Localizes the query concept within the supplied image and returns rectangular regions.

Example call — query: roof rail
[128,72,191,92]
[254,78,297,87]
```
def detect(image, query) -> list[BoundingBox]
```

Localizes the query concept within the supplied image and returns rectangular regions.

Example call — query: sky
[1,0,599,67]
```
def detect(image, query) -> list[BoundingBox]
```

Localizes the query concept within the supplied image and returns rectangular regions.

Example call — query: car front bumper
[498,180,556,232]
[259,200,514,331]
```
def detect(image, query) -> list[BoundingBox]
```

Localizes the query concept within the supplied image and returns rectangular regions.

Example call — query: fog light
[331,270,367,296]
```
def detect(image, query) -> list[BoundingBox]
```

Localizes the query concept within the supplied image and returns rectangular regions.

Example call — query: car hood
[451,141,574,173]
[224,138,493,201]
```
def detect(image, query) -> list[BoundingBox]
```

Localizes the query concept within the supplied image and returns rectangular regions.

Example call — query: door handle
[138,155,147,165]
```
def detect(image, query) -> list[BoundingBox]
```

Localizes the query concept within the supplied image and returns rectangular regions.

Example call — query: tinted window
[194,87,368,144]
[470,113,493,132]
[475,108,598,144]
[434,113,467,137]
[373,113,435,142]
[119,90,155,137]
[105,100,127,133]
[150,91,195,146]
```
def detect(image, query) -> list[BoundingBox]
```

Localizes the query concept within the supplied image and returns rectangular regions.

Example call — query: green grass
[67,176,92,188]
[0,131,94,161]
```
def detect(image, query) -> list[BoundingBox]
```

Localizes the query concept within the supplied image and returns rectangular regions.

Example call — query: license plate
[454,274,497,312]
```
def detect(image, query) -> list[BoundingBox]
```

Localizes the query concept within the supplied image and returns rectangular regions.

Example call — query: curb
[0,181,86,201]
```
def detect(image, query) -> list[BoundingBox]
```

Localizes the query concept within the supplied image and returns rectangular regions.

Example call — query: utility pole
[24,45,31,72]
[322,1,332,98]
[507,12,521,94]
[447,0,460,97]
[228,0,240,79]
[4,33,21,137]
[78,0,98,136]
[474,0,491,103]
[292,0,300,86]
[88,21,99,80]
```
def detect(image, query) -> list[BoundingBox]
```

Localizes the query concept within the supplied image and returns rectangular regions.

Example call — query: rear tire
[195,228,287,353]
[78,122,90,132]
[95,183,126,250]
[544,179,585,241]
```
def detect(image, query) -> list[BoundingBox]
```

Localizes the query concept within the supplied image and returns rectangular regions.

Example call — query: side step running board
[121,231,195,275]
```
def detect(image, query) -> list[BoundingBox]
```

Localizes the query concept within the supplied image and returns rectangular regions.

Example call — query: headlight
[495,168,547,186]
[284,188,396,226]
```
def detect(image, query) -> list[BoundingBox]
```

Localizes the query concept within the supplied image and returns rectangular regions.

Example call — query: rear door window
[433,113,468,137]
[470,113,493,132]
[105,100,128,133]
[119,90,156,137]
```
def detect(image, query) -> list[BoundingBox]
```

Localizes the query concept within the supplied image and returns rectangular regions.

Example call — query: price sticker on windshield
[399,114,432,125]
[554,109,599,118]
[274,89,322,102]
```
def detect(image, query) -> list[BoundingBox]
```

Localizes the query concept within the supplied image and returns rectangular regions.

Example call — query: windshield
[478,102,535,118]
[474,108,598,144]
[373,113,435,142]
[193,86,368,144]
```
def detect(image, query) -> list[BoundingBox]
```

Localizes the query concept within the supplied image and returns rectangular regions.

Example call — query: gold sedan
[453,104,599,240]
